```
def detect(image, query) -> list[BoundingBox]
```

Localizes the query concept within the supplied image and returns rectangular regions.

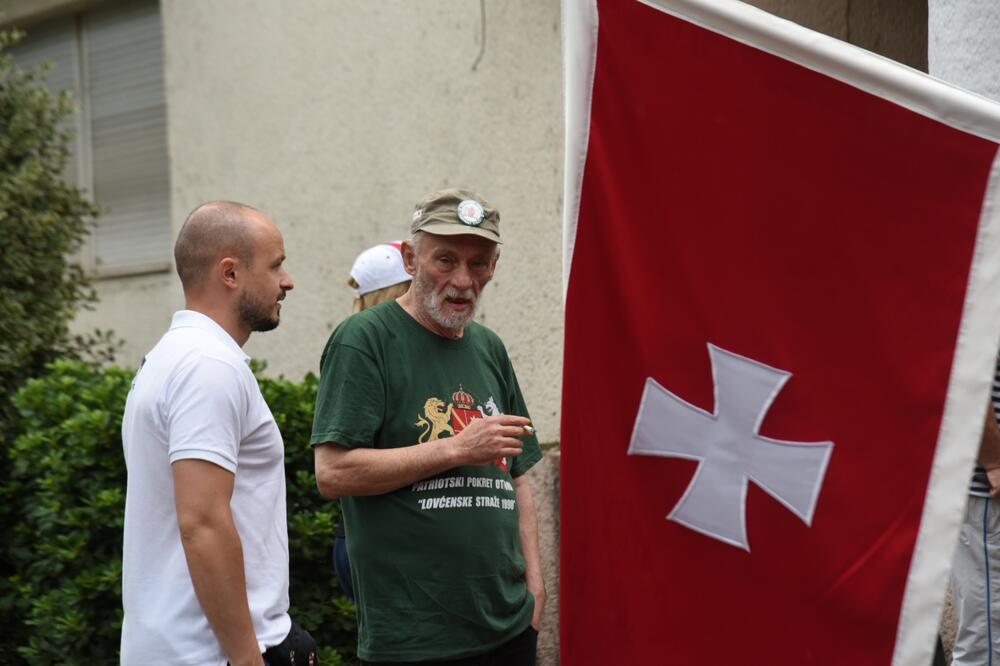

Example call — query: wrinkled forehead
[421,232,498,258]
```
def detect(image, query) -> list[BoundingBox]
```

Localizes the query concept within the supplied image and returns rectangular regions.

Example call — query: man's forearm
[514,474,546,629]
[314,415,531,499]
[315,440,462,498]
[180,513,262,666]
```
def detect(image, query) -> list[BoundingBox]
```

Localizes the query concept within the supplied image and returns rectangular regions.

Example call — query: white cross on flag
[560,0,1000,664]
[629,344,834,550]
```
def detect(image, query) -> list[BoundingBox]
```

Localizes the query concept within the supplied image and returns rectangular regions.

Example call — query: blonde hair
[349,277,410,313]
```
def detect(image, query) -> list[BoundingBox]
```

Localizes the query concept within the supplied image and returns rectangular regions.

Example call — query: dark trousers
[333,535,354,600]
[360,625,538,666]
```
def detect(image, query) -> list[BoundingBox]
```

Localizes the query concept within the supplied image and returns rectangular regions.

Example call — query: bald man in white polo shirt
[121,201,314,665]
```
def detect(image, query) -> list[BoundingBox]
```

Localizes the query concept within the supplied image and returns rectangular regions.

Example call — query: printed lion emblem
[415,397,454,444]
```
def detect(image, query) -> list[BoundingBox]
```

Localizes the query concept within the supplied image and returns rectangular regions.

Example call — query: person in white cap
[348,242,412,313]
[311,188,544,665]
[332,243,413,601]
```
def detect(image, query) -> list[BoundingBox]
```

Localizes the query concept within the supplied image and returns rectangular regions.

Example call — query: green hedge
[3,359,356,664]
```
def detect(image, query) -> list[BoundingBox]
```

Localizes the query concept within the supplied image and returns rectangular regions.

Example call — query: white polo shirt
[121,310,290,665]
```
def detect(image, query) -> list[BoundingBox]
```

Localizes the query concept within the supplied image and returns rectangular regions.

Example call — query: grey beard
[418,279,478,331]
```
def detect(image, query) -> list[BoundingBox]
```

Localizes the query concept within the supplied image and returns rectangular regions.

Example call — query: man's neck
[395,293,465,340]
[184,298,250,346]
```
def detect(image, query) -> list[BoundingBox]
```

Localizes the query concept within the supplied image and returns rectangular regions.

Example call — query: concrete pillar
[531,450,561,665]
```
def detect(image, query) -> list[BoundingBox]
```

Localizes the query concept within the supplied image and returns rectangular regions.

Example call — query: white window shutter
[84,1,170,275]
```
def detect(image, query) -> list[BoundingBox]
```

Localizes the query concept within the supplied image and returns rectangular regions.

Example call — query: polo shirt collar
[169,310,251,364]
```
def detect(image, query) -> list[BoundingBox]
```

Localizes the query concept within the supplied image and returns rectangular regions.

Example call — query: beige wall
[71,0,568,443]
[68,0,928,444]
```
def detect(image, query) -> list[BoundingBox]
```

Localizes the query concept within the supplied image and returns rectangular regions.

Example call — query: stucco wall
[929,0,1000,98]
[73,0,566,441]
[68,0,929,447]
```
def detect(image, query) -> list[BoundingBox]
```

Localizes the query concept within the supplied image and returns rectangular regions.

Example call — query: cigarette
[523,425,536,434]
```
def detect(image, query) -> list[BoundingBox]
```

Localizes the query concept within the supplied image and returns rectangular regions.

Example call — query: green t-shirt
[310,300,543,662]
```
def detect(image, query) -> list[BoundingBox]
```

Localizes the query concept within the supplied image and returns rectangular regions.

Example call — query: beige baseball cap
[409,188,501,244]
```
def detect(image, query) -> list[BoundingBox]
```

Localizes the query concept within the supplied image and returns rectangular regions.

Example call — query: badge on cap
[457,200,485,226]
[412,208,424,222]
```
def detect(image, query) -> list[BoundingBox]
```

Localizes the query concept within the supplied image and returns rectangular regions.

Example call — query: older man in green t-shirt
[311,189,545,665]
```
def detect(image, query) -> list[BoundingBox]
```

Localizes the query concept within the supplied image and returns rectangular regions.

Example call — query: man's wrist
[445,432,466,467]
[227,652,264,666]
[525,568,545,591]
[226,641,265,666]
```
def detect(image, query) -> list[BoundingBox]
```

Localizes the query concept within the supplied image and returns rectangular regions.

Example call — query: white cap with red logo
[349,242,412,296]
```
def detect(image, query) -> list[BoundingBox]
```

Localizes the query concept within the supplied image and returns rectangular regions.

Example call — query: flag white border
[561,0,599,301]
[907,149,1000,666]
[561,0,1000,663]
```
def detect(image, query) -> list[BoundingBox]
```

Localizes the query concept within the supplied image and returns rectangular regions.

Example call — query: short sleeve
[311,341,386,449]
[165,357,248,472]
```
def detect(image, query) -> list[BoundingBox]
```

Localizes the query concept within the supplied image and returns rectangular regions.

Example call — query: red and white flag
[560,1,1000,664]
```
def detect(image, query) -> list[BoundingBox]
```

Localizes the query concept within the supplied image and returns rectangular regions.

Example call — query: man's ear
[219,257,239,289]
[400,241,418,277]
[486,247,501,279]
